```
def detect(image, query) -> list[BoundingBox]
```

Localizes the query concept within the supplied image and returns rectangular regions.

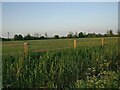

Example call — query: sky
[0,2,2,38]
[2,1,118,38]
[1,0,119,2]
[118,2,120,32]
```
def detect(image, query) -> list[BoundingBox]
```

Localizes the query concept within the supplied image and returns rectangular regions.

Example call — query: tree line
[1,30,119,41]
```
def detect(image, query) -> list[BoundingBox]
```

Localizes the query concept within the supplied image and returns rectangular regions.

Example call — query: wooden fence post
[24,43,29,54]
[102,38,104,46]
[74,40,76,48]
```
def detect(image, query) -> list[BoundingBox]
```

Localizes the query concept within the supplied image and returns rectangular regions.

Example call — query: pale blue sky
[119,1,120,31]
[0,2,2,37]
[1,0,119,2]
[2,2,118,38]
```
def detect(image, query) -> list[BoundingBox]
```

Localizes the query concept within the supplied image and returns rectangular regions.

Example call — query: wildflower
[100,84,105,88]
[96,81,98,85]
[87,76,89,79]
[96,59,99,61]
[93,69,95,72]
[103,71,106,74]
[97,73,101,77]
[88,68,91,70]
[100,64,103,67]
[106,63,110,67]
[103,80,106,84]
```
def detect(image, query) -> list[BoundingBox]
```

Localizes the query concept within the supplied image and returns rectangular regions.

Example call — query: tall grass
[2,44,120,88]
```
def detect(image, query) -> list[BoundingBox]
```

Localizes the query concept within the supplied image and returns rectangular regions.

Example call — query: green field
[2,37,118,55]
[2,37,120,88]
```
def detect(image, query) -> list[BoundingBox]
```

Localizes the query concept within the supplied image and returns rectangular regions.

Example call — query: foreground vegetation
[2,40,120,88]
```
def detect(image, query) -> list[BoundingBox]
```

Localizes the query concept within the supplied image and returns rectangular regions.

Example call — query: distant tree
[73,32,78,38]
[18,34,23,40]
[61,36,66,39]
[109,30,113,35]
[67,32,73,38]
[34,33,40,38]
[78,32,85,38]
[73,35,78,38]
[97,33,102,37]
[40,36,45,39]
[104,34,107,37]
[91,33,97,37]
[54,35,59,39]
[83,32,87,36]
[14,34,19,40]
[34,33,37,37]
[2,38,11,41]
[33,33,40,40]
[87,33,99,37]
[106,30,114,37]
[87,33,91,37]
[14,34,23,40]
[24,34,33,40]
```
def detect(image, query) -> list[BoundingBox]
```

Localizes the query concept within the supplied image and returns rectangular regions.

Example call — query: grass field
[2,37,120,88]
[2,37,118,55]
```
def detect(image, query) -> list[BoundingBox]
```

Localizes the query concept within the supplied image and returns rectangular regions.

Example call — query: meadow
[2,37,118,55]
[2,37,120,88]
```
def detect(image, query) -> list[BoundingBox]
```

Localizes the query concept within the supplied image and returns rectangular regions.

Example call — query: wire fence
[2,37,118,55]
[23,38,106,54]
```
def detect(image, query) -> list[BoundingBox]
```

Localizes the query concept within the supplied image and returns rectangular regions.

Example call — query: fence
[23,38,105,54]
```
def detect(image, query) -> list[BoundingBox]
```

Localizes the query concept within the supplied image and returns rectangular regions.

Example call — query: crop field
[2,37,120,88]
